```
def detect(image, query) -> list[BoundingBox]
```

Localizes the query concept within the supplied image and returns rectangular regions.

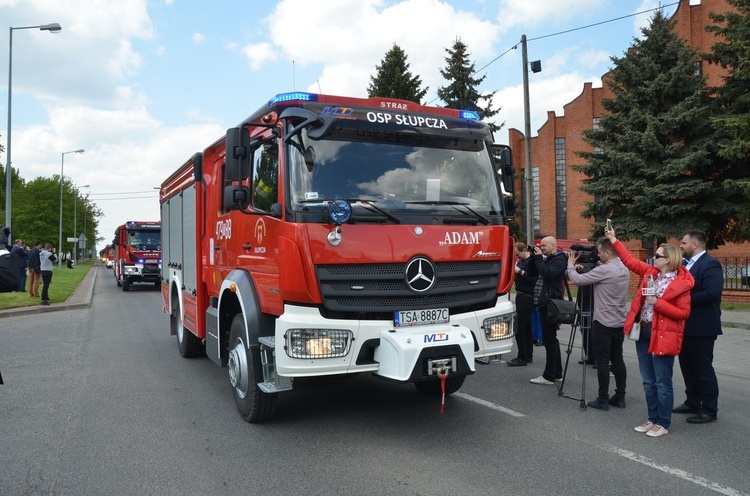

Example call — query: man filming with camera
[565,237,630,410]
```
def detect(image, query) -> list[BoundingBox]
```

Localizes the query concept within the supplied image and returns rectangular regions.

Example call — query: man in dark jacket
[509,242,537,366]
[529,236,567,385]
[27,240,42,298]
[674,230,723,423]
[10,239,28,292]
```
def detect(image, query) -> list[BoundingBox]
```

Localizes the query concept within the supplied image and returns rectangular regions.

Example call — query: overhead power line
[473,1,680,75]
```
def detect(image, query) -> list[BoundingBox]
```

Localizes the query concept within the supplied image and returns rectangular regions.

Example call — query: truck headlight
[482,314,514,341]
[124,266,139,275]
[285,329,353,358]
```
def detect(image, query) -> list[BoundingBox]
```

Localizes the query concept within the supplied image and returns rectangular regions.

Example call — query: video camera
[571,243,599,272]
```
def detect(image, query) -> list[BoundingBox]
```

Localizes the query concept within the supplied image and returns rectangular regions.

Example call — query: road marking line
[454,392,525,417]
[604,446,748,496]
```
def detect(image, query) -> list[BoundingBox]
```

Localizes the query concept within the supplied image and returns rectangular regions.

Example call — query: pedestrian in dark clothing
[674,230,723,424]
[509,242,537,366]
[27,240,42,298]
[10,239,28,292]
[528,236,567,385]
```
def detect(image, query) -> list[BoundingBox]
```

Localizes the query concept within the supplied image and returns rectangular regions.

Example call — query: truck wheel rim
[228,339,249,398]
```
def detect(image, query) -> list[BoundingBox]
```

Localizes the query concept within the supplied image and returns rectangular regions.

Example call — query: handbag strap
[562,273,573,301]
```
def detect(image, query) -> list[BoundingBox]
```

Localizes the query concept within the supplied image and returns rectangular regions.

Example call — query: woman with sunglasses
[605,226,694,438]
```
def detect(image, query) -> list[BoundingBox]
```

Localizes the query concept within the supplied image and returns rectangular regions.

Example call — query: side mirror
[504,197,517,219]
[224,185,251,211]
[492,144,515,197]
[225,128,261,181]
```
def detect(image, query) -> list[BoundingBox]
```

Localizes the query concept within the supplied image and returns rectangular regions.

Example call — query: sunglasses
[653,254,668,260]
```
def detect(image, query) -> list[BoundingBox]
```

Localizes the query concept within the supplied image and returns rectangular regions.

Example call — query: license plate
[394,308,450,327]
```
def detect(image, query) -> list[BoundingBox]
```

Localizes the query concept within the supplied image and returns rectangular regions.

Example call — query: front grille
[316,261,500,319]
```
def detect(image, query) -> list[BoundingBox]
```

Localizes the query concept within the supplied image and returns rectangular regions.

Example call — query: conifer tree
[576,10,722,247]
[367,44,428,103]
[437,39,500,133]
[706,0,750,241]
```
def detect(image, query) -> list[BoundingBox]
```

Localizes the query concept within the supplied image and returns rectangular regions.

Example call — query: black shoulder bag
[546,274,577,325]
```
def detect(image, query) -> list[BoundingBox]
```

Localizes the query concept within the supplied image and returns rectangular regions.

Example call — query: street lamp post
[74,184,89,265]
[5,23,62,229]
[58,149,84,269]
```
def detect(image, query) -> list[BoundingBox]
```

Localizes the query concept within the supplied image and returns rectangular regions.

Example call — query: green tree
[367,44,428,103]
[706,0,750,241]
[576,10,724,248]
[437,39,501,133]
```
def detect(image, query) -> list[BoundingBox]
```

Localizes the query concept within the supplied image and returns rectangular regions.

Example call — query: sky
[0,0,686,252]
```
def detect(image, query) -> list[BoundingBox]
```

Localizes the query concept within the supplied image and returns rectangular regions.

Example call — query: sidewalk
[0,265,99,319]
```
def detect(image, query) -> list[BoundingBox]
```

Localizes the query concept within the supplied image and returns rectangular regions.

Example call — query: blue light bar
[461,110,481,121]
[269,92,319,106]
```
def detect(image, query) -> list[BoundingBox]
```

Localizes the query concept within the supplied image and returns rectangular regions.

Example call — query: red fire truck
[113,221,162,291]
[160,92,518,422]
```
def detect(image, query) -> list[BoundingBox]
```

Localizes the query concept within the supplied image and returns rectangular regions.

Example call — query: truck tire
[414,375,466,396]
[122,277,130,291]
[174,306,202,358]
[227,314,277,423]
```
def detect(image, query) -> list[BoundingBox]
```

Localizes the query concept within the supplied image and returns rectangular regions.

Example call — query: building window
[522,166,541,237]
[555,138,567,239]
[592,118,603,155]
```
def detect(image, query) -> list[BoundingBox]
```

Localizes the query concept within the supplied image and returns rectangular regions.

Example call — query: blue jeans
[635,325,674,429]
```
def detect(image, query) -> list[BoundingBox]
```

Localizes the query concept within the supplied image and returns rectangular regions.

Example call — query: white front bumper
[274,298,515,379]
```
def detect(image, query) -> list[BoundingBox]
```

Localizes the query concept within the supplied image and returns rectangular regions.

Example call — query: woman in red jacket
[606,228,694,438]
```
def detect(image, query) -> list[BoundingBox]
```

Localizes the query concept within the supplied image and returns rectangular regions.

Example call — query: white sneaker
[530,376,555,385]
[646,424,669,438]
[634,421,654,433]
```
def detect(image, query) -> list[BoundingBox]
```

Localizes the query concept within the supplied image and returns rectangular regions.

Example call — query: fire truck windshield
[128,230,161,250]
[288,127,501,217]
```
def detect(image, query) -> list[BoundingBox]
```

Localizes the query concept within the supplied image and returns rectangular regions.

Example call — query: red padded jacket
[613,240,694,356]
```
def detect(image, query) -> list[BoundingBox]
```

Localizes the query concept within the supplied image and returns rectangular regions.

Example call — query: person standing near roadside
[39,243,57,306]
[566,237,630,410]
[674,230,723,424]
[509,242,537,366]
[529,236,567,385]
[26,240,42,298]
[10,239,28,292]
[606,227,693,438]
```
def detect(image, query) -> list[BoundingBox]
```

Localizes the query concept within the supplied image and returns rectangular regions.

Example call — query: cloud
[251,0,499,99]
[242,42,279,70]
[192,32,206,44]
[496,0,607,31]
[492,71,603,140]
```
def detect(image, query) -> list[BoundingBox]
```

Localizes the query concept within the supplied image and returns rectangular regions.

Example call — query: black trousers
[41,270,53,302]
[514,294,534,362]
[592,320,627,400]
[679,335,719,416]
[539,304,562,381]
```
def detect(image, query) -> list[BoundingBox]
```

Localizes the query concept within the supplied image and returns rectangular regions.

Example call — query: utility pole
[521,35,541,246]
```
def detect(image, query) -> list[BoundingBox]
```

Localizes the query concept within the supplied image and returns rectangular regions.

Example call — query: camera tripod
[557,285,594,409]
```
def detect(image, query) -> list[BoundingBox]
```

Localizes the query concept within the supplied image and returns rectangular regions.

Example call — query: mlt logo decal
[321,106,355,118]
[424,333,449,343]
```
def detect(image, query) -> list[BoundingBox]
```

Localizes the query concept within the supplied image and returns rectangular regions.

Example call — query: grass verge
[0,261,93,310]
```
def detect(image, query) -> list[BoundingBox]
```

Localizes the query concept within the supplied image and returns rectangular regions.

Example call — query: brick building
[507,0,746,260]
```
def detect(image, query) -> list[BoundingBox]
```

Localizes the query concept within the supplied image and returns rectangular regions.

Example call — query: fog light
[285,329,353,358]
[483,314,514,341]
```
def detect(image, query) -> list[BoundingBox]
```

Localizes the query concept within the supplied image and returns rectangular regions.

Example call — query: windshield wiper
[347,199,401,224]
[406,200,489,225]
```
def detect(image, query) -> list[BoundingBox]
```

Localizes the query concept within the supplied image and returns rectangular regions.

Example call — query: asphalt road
[1,275,749,496]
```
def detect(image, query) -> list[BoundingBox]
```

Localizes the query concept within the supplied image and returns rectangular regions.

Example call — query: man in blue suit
[674,230,723,423]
